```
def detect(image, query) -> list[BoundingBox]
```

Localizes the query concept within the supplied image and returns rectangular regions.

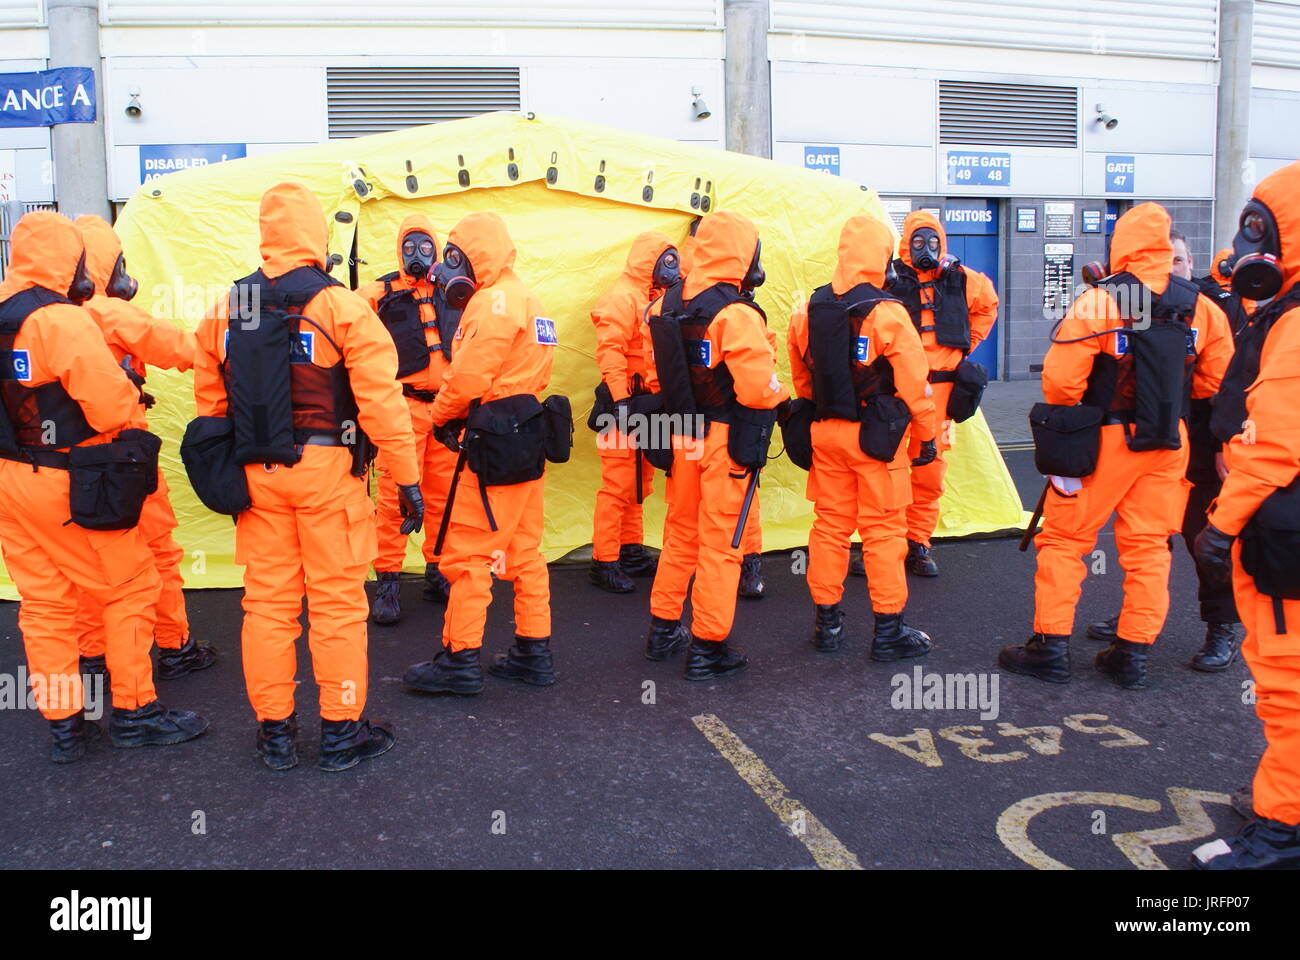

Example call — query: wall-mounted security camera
[125,86,143,119]
[1094,103,1118,130]
[691,86,711,121]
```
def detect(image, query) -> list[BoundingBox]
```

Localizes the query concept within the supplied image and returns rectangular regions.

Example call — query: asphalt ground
[0,446,1265,871]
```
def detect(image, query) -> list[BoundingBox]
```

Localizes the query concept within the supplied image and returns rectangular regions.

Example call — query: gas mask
[741,239,765,297]
[1229,199,1284,301]
[909,227,943,272]
[402,231,437,280]
[652,247,681,290]
[105,253,139,301]
[66,251,95,305]
[433,242,476,310]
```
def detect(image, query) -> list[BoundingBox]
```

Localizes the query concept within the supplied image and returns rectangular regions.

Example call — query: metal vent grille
[326,67,522,140]
[939,81,1078,149]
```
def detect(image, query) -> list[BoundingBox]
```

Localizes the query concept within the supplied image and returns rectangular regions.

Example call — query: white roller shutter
[772,0,1218,60]
[326,66,521,139]
[0,0,42,26]
[1256,0,1300,69]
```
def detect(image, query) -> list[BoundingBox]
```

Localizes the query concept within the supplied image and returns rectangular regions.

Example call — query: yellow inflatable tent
[0,111,1025,597]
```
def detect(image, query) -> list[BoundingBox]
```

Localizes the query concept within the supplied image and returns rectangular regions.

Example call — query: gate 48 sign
[947,151,1011,186]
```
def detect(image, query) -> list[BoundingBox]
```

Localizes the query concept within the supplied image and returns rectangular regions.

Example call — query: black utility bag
[945,359,989,423]
[781,397,816,471]
[1127,319,1191,451]
[465,393,548,486]
[587,381,615,432]
[67,429,162,531]
[1240,478,1300,605]
[1029,402,1103,477]
[859,394,912,462]
[542,394,574,464]
[181,415,252,516]
[728,404,779,470]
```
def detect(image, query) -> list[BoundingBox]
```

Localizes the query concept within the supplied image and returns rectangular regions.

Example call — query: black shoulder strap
[0,287,69,332]
[1155,274,1200,321]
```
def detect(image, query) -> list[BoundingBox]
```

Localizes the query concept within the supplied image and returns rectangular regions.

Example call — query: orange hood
[680,233,698,277]
[1210,247,1234,288]
[899,210,946,271]
[1109,202,1173,294]
[396,212,440,273]
[447,212,516,288]
[259,181,328,277]
[623,230,675,296]
[0,211,86,298]
[683,210,758,299]
[1252,160,1300,291]
[74,214,124,295]
[832,216,895,294]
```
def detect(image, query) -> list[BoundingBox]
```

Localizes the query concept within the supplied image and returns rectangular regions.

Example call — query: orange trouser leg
[76,590,106,658]
[1232,543,1300,825]
[905,381,953,546]
[649,438,703,622]
[374,397,457,570]
[593,436,654,561]
[806,419,910,612]
[1112,463,1191,644]
[238,448,373,721]
[689,425,749,642]
[742,487,762,554]
[0,460,158,718]
[440,473,550,651]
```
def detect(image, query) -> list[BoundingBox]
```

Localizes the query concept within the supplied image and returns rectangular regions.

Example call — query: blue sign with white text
[0,68,96,128]
[140,143,247,183]
[1105,155,1135,193]
[804,146,840,176]
[946,151,1011,186]
[942,199,998,236]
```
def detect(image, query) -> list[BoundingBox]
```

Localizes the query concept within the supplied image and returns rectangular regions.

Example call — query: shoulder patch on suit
[685,338,712,367]
[855,335,870,363]
[0,349,32,382]
[291,331,314,364]
[534,316,558,345]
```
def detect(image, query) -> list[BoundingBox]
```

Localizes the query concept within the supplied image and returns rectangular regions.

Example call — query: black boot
[1192,817,1300,870]
[370,571,402,625]
[684,636,749,681]
[1095,637,1149,689]
[257,714,299,771]
[1190,622,1243,673]
[49,713,100,764]
[848,548,865,578]
[79,654,108,680]
[645,616,689,661]
[404,645,484,695]
[1086,613,1119,642]
[489,636,557,686]
[738,553,765,599]
[157,638,218,680]
[318,717,395,773]
[589,559,634,594]
[813,604,844,653]
[109,700,209,748]
[423,562,451,603]
[871,612,933,661]
[999,633,1071,683]
[905,540,939,578]
[619,543,658,578]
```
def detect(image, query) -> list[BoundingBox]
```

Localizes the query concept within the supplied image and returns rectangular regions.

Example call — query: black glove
[911,438,938,467]
[776,397,794,424]
[397,483,425,536]
[139,391,157,409]
[433,419,464,453]
[1194,522,1235,585]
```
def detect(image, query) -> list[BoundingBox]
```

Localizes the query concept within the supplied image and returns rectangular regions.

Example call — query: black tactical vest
[1211,284,1300,445]
[805,282,899,421]
[888,259,971,350]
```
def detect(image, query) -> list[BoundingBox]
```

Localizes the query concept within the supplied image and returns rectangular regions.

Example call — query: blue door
[947,233,999,378]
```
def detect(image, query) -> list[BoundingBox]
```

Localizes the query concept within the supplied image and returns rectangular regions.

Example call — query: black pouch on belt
[1029,402,1103,478]
[67,428,163,530]
[1241,478,1300,604]
[586,381,615,433]
[542,394,574,464]
[781,397,816,471]
[180,415,252,516]
[728,404,779,469]
[945,359,989,423]
[858,394,912,462]
[465,393,547,486]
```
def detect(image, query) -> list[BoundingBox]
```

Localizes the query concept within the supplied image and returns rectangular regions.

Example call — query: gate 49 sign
[947,151,1011,186]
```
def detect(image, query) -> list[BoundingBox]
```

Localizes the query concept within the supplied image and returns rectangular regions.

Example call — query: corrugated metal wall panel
[1256,0,1300,69]
[939,81,1077,147]
[0,0,42,26]
[102,0,720,28]
[772,0,1218,60]
[326,66,521,139]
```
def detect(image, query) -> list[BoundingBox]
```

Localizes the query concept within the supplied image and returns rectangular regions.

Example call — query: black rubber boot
[257,714,299,771]
[1190,621,1243,673]
[848,548,865,578]
[404,645,484,695]
[1086,613,1119,642]
[738,553,765,599]
[813,604,844,652]
[1192,817,1300,870]
[999,633,1071,683]
[684,636,749,681]
[318,717,395,773]
[370,572,402,625]
[157,638,218,680]
[645,616,689,661]
[489,636,557,686]
[79,654,108,680]
[109,700,209,748]
[49,713,100,764]
[618,543,658,578]
[589,559,634,594]
[423,562,451,603]
[905,540,938,578]
[1095,637,1150,689]
[870,612,933,662]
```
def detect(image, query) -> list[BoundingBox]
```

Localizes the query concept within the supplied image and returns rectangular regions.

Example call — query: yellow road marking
[997,791,1162,870]
[1112,788,1233,870]
[692,713,863,870]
